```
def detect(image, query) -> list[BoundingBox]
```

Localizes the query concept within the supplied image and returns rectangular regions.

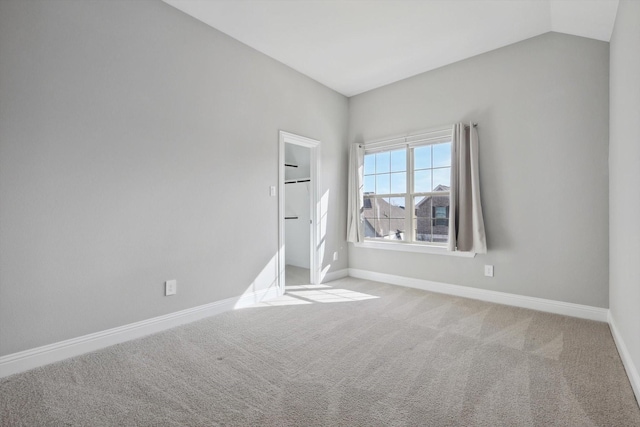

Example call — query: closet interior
[284,143,312,287]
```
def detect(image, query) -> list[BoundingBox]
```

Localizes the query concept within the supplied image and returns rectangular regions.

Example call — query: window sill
[353,240,476,258]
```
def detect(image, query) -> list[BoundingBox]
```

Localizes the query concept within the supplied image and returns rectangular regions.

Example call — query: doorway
[278,131,320,295]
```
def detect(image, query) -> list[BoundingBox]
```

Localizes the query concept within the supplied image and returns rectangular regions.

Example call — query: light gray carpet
[285,265,311,287]
[1,277,639,426]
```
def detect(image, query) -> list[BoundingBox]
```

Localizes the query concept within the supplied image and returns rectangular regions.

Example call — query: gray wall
[348,32,610,308]
[0,0,349,356]
[609,0,640,386]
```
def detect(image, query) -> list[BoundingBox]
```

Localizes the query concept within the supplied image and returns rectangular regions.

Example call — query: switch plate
[270,185,276,196]
[165,280,177,296]
[333,251,339,261]
[484,265,494,277]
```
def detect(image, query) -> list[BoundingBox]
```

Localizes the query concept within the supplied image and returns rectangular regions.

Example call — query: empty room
[1,0,639,425]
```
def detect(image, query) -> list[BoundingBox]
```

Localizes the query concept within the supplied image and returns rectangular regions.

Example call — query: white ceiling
[162,0,619,97]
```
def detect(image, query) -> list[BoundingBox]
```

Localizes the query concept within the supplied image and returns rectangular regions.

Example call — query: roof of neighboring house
[362,195,406,238]
[362,186,451,237]
[415,185,450,210]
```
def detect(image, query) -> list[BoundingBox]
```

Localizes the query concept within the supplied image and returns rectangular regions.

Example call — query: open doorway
[278,131,320,295]
[284,143,311,286]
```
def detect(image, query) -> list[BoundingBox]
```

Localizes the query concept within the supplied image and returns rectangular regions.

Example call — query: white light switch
[270,185,276,196]
[165,280,177,296]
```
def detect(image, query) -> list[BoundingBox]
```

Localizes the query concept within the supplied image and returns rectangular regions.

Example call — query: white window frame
[355,128,475,258]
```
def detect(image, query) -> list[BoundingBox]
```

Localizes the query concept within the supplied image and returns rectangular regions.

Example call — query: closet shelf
[285,178,310,184]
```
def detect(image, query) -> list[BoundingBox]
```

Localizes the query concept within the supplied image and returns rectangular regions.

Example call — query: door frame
[278,131,321,295]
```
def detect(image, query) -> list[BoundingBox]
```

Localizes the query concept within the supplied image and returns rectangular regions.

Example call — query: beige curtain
[347,143,364,243]
[448,123,487,253]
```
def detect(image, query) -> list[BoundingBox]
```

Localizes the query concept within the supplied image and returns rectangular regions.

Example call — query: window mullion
[406,146,413,243]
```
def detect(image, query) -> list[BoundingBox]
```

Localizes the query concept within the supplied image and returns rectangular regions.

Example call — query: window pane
[364,154,375,175]
[415,218,432,242]
[389,217,406,240]
[389,197,405,209]
[415,196,431,219]
[362,195,375,237]
[376,151,390,173]
[378,197,391,214]
[390,172,406,194]
[375,198,406,241]
[415,196,431,242]
[376,174,390,194]
[432,167,450,191]
[433,142,451,168]
[361,197,407,241]
[362,194,374,210]
[363,175,375,193]
[431,195,450,242]
[371,218,380,238]
[364,220,376,237]
[414,146,431,170]
[390,149,406,172]
[375,218,389,239]
[414,170,431,193]
[373,197,392,221]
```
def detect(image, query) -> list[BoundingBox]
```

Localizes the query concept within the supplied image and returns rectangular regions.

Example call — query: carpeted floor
[1,277,639,426]
[285,265,311,287]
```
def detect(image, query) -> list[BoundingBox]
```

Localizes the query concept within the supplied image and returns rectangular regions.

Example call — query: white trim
[363,126,451,151]
[353,241,475,257]
[348,269,608,322]
[278,131,321,295]
[0,287,279,378]
[320,268,349,283]
[361,127,455,247]
[608,312,640,404]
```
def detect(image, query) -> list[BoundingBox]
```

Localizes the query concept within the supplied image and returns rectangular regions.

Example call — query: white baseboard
[321,268,349,283]
[348,269,608,322]
[608,312,640,404]
[0,286,280,379]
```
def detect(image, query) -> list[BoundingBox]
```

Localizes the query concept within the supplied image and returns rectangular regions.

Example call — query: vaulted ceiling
[163,0,619,97]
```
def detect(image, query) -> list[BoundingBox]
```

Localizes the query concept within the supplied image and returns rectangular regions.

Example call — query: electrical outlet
[484,265,494,277]
[165,280,177,296]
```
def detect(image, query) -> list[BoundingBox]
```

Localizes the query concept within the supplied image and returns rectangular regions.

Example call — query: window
[362,135,451,246]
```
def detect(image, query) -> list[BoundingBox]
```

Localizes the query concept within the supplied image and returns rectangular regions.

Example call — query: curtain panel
[346,143,364,243]
[448,123,487,253]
